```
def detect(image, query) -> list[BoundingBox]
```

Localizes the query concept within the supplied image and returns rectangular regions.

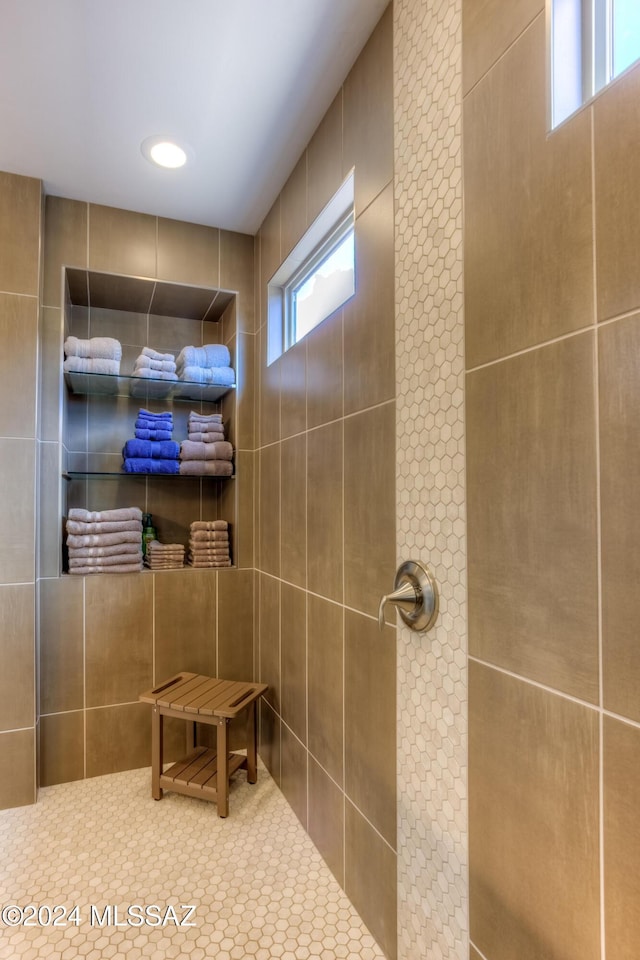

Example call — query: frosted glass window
[291,227,354,343]
[613,0,640,75]
[551,0,583,127]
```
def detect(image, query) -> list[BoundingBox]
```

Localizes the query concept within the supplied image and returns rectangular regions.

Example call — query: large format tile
[469,661,600,960]
[0,438,36,584]
[39,306,63,443]
[467,334,599,700]
[154,568,216,681]
[39,576,83,715]
[39,712,84,787]
[218,569,254,680]
[280,723,307,829]
[219,230,255,333]
[258,442,280,577]
[43,196,87,307]
[345,611,396,846]
[0,584,35,732]
[604,716,640,960]
[0,728,35,809]
[280,338,306,439]
[308,755,344,886]
[0,293,37,438]
[600,315,640,720]
[307,421,343,603]
[280,434,306,588]
[464,16,592,367]
[307,594,343,787]
[280,153,307,260]
[258,573,280,714]
[157,217,219,287]
[259,699,281,786]
[86,702,151,777]
[88,204,156,278]
[38,442,62,578]
[280,582,306,743]
[307,91,343,226]
[306,307,343,429]
[0,171,40,297]
[345,800,397,960]
[594,61,640,321]
[85,573,153,707]
[462,0,542,94]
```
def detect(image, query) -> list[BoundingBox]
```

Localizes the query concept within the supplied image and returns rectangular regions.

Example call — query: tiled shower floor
[0,763,384,960]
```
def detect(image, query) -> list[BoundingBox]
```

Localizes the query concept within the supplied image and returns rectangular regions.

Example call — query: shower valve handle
[378,560,439,633]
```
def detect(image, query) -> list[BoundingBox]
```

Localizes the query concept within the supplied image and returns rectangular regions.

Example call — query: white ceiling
[0,0,388,235]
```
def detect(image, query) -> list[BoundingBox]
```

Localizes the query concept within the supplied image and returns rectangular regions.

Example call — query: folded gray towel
[180,440,233,461]
[69,561,143,575]
[69,550,143,567]
[188,411,224,423]
[66,530,142,548]
[188,422,225,434]
[68,507,143,524]
[187,558,232,568]
[177,344,231,369]
[187,432,226,443]
[67,542,142,559]
[66,518,143,535]
[179,460,233,476]
[64,336,122,361]
[132,366,179,381]
[178,365,235,386]
[191,520,228,531]
[142,347,175,362]
[135,355,177,373]
[64,356,120,375]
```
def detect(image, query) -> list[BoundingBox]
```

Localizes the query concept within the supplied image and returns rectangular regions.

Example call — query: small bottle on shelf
[142,513,157,556]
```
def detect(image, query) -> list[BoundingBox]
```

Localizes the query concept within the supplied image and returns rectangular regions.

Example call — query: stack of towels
[177,344,235,386]
[144,540,185,570]
[66,507,143,575]
[179,412,233,476]
[63,336,121,375]
[131,347,178,398]
[188,520,231,567]
[122,409,180,475]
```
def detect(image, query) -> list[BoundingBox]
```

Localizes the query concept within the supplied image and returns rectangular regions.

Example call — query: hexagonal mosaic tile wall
[394,1,468,958]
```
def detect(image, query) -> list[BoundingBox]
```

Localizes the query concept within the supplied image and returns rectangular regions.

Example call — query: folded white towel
[132,366,179,381]
[68,507,142,523]
[142,347,175,362]
[177,344,231,370]
[135,355,177,373]
[64,356,120,375]
[64,336,122,361]
[178,365,235,386]
[187,419,224,432]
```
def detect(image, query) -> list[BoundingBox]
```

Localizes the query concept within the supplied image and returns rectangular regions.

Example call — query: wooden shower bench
[139,672,267,818]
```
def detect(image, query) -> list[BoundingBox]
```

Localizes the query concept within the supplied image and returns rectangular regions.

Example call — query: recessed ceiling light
[141,136,192,169]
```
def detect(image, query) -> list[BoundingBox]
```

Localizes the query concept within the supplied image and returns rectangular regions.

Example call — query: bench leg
[216,718,229,818]
[186,719,197,754]
[246,703,258,784]
[151,707,163,800]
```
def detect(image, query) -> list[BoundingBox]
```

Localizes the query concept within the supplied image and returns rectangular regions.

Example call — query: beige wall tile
[342,5,393,216]
[280,153,307,260]
[343,182,395,416]
[157,218,219,287]
[39,712,84,787]
[604,716,640,960]
[307,91,343,226]
[280,723,307,829]
[43,196,87,307]
[470,948,483,960]
[345,611,396,846]
[308,756,344,886]
[154,569,216,681]
[308,594,343,786]
[89,305,148,346]
[86,702,151,777]
[600,315,640,720]
[462,0,542,94]
[38,443,62,578]
[146,476,204,549]
[307,421,343,603]
[280,338,306,439]
[0,293,38,438]
[469,661,600,960]
[218,569,254,680]
[258,443,280,577]
[258,325,281,447]
[0,438,36,584]
[259,699,280,786]
[0,728,35,809]
[0,171,41,297]
[236,332,255,449]
[280,434,306,588]
[281,582,306,743]
[0,584,35,732]
[345,799,397,960]
[88,204,156,278]
[259,199,281,291]
[39,306,63,442]
[344,403,395,618]
[147,312,203,355]
[39,576,83,715]
[259,573,280,713]
[306,308,343,429]
[467,334,599,700]
[464,15,593,367]
[85,574,153,707]
[220,230,255,333]
[231,450,254,570]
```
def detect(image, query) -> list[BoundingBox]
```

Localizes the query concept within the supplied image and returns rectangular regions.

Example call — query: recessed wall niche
[61,267,238,568]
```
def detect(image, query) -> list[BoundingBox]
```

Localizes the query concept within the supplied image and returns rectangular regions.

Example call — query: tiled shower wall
[464,5,640,959]
[37,198,256,790]
[0,171,41,809]
[254,7,397,958]
[394,1,467,958]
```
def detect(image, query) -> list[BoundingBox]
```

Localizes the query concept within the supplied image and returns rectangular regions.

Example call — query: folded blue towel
[138,408,173,420]
[123,458,180,475]
[134,428,173,441]
[123,439,180,460]
[135,416,173,430]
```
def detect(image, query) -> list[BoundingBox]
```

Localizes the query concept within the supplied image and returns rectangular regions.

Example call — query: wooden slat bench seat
[139,672,268,817]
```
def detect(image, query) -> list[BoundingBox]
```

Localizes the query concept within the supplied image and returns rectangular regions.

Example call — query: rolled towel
[133,366,179,382]
[142,347,175,363]
[68,507,142,523]
[134,355,177,373]
[67,542,143,559]
[69,561,143,575]
[187,432,226,444]
[177,344,231,369]
[64,356,120,375]
[123,458,180,475]
[135,428,173,441]
[179,460,233,477]
[180,440,233,462]
[66,518,143,535]
[122,439,180,460]
[64,336,122,361]
[69,550,143,568]
[191,520,228,531]
[138,409,173,420]
[66,530,142,548]
[178,365,235,386]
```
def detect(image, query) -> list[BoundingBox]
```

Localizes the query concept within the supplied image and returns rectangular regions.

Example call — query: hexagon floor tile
[0,764,384,959]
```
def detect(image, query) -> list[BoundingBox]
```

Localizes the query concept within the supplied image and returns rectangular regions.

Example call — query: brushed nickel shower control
[378,560,438,633]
